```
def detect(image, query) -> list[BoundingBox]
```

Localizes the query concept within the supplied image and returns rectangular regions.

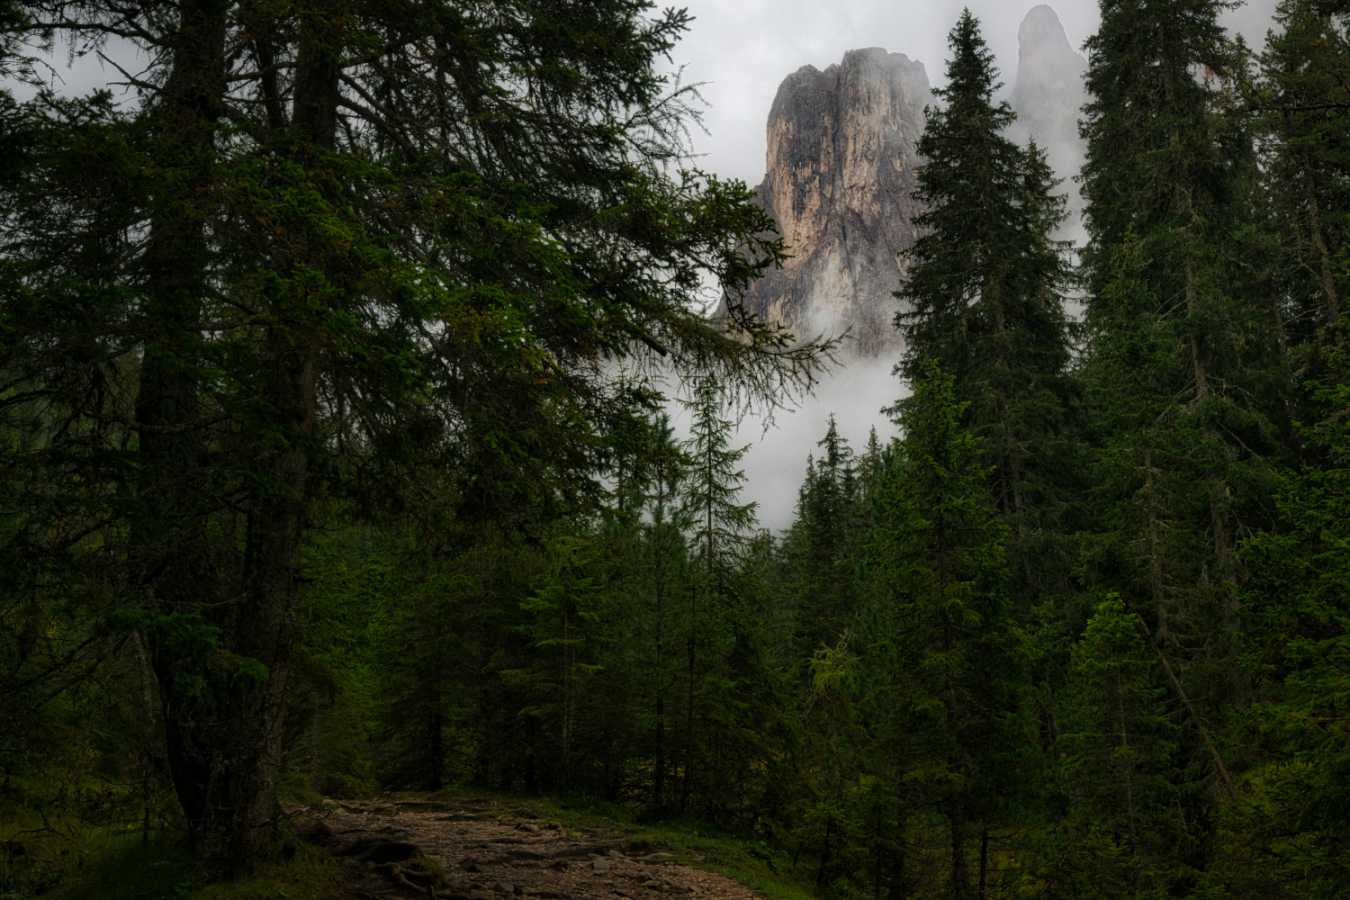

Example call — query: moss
[43,834,192,900]
[191,847,345,900]
[33,832,345,900]
[414,855,447,880]
[277,773,324,808]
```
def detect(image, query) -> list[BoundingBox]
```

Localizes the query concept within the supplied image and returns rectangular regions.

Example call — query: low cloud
[667,352,905,533]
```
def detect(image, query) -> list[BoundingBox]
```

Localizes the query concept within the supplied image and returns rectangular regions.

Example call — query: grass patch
[624,822,814,900]
[277,773,324,808]
[43,833,192,900]
[7,829,344,900]
[191,846,345,900]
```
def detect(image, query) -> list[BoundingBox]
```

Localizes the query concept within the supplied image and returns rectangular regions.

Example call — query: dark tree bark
[134,0,340,873]
[129,0,239,869]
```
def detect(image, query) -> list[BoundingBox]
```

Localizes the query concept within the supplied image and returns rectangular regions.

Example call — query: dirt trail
[295,797,770,900]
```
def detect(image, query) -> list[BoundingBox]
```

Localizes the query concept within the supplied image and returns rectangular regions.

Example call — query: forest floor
[292,796,775,900]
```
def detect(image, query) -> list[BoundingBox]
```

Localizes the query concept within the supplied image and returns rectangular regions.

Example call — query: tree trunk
[948,796,970,900]
[655,695,666,803]
[562,610,574,790]
[1115,668,1138,849]
[885,833,909,900]
[816,816,834,889]
[654,517,667,804]
[683,585,697,811]
[1303,165,1342,343]
[977,826,989,900]
[131,0,232,868]
[1143,441,1167,639]
[142,1,339,874]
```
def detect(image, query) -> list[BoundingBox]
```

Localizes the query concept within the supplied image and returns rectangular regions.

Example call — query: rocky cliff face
[737,48,931,358]
[736,7,1084,359]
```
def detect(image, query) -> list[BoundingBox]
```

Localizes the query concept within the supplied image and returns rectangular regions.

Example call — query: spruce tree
[1079,0,1286,706]
[1259,0,1350,435]
[895,19,1081,831]
[1054,595,1183,896]
[857,426,886,502]
[1236,349,1350,896]
[512,535,613,792]
[679,376,758,595]
[675,375,758,810]
[895,9,1079,616]
[1079,243,1205,651]
[636,413,691,806]
[788,417,862,671]
[870,360,1020,900]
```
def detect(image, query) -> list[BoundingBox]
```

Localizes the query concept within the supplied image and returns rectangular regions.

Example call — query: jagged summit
[1018,3,1075,60]
[736,48,931,358]
[734,7,1085,360]
[1008,4,1088,187]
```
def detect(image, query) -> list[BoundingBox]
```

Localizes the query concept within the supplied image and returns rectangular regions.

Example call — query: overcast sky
[664,0,1281,189]
[658,0,1282,530]
[17,1,1286,532]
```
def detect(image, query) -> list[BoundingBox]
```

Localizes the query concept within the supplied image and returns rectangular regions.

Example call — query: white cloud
[667,0,1277,188]
[662,0,1278,532]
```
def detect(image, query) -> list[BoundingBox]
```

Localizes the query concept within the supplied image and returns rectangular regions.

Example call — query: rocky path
[295,797,770,900]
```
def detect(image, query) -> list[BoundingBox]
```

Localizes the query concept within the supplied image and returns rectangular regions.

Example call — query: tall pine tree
[896,9,1079,618]
[871,360,1021,900]
[1079,0,1286,707]
[675,375,760,811]
[1258,0,1350,439]
[788,417,863,674]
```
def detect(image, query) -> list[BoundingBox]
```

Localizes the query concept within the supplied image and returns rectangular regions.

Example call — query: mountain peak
[1008,4,1087,211]
[1018,4,1074,62]
[738,49,932,358]
[733,10,1088,359]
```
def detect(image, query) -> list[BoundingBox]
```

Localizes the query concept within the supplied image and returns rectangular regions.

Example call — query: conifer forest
[2,0,1350,898]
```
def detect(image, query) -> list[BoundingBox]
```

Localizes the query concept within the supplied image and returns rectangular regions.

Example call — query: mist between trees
[2,1,1349,899]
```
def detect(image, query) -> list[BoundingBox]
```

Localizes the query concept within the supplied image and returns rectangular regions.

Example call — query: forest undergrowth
[0,778,823,900]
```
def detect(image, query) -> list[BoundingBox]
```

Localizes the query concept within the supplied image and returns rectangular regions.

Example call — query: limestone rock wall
[740,48,931,358]
[735,6,1085,360]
